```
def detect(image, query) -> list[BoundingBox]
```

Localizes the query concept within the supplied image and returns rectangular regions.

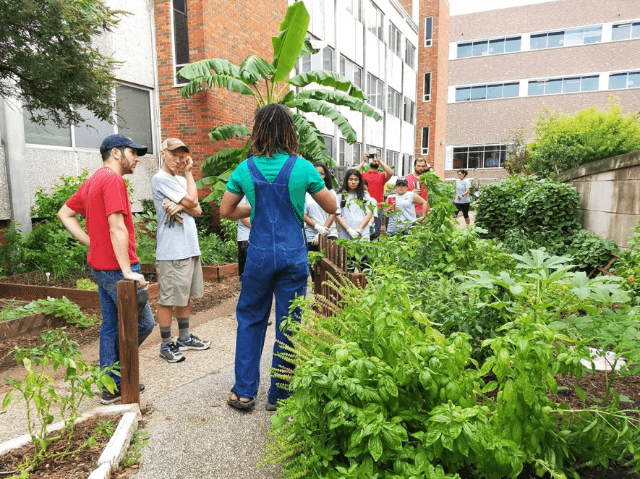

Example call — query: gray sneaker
[176,333,211,351]
[160,341,186,363]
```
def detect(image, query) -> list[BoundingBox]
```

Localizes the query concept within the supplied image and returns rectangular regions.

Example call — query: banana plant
[178,1,381,201]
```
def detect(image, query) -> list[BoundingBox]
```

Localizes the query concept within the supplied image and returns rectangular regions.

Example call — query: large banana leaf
[292,113,334,165]
[298,38,319,60]
[288,71,366,100]
[239,54,274,85]
[208,125,252,142]
[286,99,356,143]
[180,74,254,99]
[272,2,310,83]
[179,59,241,80]
[200,143,250,177]
[294,89,381,120]
[199,170,234,202]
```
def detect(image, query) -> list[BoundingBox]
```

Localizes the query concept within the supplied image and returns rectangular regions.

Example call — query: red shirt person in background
[405,158,431,214]
[356,153,393,240]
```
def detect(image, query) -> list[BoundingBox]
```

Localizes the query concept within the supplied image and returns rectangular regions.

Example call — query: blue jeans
[370,213,383,241]
[91,264,155,388]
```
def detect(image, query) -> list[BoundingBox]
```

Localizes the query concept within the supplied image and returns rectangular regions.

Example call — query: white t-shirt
[455,178,472,204]
[337,192,376,240]
[304,190,338,242]
[237,197,251,242]
[387,192,416,234]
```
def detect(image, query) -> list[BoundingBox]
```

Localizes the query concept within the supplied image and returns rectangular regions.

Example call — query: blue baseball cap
[100,134,147,157]
[395,177,409,186]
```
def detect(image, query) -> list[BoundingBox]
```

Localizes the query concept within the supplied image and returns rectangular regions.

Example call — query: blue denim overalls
[233,155,309,404]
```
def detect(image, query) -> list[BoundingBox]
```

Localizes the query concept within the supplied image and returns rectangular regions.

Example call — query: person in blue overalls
[219,104,337,411]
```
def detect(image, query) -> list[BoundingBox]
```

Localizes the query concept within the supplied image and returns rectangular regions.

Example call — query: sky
[449,0,558,16]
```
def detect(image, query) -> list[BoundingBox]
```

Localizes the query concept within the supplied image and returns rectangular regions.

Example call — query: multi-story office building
[445,0,640,184]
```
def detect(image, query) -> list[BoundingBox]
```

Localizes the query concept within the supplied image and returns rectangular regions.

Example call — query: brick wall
[450,0,640,41]
[154,0,287,199]
[415,0,450,178]
[444,168,509,184]
[398,0,412,17]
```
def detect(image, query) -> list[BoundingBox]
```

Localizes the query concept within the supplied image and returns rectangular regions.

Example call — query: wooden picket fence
[313,235,367,316]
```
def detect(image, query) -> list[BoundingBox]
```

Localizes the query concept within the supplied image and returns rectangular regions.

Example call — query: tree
[0,0,123,127]
[527,101,640,176]
[178,1,381,201]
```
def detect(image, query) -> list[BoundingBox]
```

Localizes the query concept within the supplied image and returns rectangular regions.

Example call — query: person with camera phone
[356,152,393,240]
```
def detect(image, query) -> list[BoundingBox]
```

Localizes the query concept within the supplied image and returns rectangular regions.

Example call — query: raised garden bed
[0,312,66,341]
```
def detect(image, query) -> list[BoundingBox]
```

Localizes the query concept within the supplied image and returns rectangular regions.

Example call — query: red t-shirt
[361,170,387,206]
[405,173,430,214]
[66,168,139,270]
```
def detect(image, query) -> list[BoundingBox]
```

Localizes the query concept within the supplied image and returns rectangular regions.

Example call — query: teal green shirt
[226,153,325,224]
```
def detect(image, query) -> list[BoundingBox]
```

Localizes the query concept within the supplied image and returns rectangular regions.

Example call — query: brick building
[445,0,640,185]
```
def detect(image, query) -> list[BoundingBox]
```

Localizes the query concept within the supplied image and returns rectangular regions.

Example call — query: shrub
[527,102,640,176]
[567,229,619,272]
[198,232,236,265]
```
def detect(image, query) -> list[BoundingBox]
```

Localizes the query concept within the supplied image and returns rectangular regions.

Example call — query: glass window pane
[564,28,583,46]
[173,2,190,66]
[609,73,627,90]
[354,67,362,89]
[484,147,500,168]
[563,77,581,93]
[424,73,431,96]
[23,111,72,147]
[339,56,346,76]
[323,135,333,158]
[422,127,429,150]
[633,23,640,39]
[528,81,544,96]
[503,83,519,97]
[302,54,311,72]
[468,147,481,168]
[452,149,466,169]
[581,75,599,91]
[583,26,602,44]
[612,24,630,41]
[547,31,564,48]
[488,38,504,54]
[472,41,488,56]
[487,84,502,99]
[500,148,508,167]
[505,36,521,52]
[425,17,433,42]
[75,109,114,149]
[455,87,470,102]
[545,79,562,95]
[470,85,486,100]
[530,33,547,49]
[323,47,333,71]
[457,43,472,58]
[628,72,640,88]
[115,85,153,154]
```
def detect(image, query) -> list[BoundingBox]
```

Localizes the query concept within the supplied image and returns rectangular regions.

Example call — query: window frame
[389,21,402,56]
[421,127,430,155]
[339,54,363,89]
[456,36,522,59]
[387,86,401,118]
[368,1,384,41]
[367,73,384,110]
[423,72,432,102]
[424,16,433,47]
[405,40,416,68]
[452,144,509,169]
[171,0,190,86]
[403,96,414,124]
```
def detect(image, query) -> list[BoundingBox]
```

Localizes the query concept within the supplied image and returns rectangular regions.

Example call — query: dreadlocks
[250,104,299,158]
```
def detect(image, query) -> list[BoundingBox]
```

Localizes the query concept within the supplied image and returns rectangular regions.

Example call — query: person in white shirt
[334,169,375,241]
[453,169,472,226]
[386,177,428,235]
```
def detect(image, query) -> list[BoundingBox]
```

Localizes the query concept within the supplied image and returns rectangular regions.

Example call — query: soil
[0,277,242,382]
[0,414,123,478]
[0,271,97,289]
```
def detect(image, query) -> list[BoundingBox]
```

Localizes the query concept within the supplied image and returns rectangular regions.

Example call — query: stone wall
[556,150,640,248]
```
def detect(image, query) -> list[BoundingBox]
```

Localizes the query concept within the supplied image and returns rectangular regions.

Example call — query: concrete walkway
[0,292,283,478]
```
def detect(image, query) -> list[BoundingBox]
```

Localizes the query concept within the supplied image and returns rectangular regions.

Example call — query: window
[454,82,519,102]
[172,0,190,85]
[386,150,399,172]
[405,40,416,68]
[339,138,346,165]
[387,87,401,118]
[345,0,361,21]
[457,36,521,58]
[339,139,362,166]
[322,135,334,159]
[530,26,602,50]
[452,144,509,169]
[528,75,599,96]
[423,72,431,101]
[389,22,401,56]
[612,22,640,41]
[368,2,384,41]
[403,154,414,175]
[302,45,335,72]
[367,73,384,109]
[403,97,414,124]
[609,71,640,90]
[24,85,153,153]
[424,17,433,47]
[353,142,362,165]
[340,55,363,89]
[421,127,430,155]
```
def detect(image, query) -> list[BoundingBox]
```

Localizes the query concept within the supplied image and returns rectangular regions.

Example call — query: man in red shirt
[356,153,393,240]
[405,158,431,215]
[57,134,155,404]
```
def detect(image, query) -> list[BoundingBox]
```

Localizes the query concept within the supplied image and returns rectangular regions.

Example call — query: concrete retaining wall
[556,150,640,248]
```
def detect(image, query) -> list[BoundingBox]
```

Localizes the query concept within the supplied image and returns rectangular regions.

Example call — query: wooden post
[116,280,140,404]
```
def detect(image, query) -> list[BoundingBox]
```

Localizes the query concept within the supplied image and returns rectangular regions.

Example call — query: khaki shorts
[156,256,204,307]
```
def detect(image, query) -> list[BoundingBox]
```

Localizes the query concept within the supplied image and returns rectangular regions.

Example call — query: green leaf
[288,71,366,100]
[582,418,598,433]
[368,435,383,461]
[238,54,274,84]
[208,125,252,142]
[200,146,250,177]
[574,384,586,403]
[285,99,356,142]
[272,2,310,83]
[294,89,381,120]
[179,58,241,80]
[292,113,333,165]
[180,74,255,99]
[2,390,13,410]
[271,414,286,429]
[298,38,319,59]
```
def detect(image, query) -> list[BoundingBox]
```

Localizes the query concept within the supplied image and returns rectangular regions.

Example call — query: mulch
[0,414,122,478]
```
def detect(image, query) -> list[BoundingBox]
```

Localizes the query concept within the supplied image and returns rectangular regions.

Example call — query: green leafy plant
[122,429,149,467]
[0,296,97,328]
[567,229,619,272]
[178,1,381,201]
[75,278,98,291]
[198,232,236,265]
[133,209,158,265]
[2,329,120,475]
